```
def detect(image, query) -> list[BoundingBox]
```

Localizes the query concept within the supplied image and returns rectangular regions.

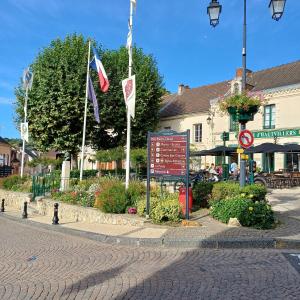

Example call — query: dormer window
[233,82,240,94]
[231,80,241,95]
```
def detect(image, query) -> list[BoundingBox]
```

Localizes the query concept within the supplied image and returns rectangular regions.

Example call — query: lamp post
[207,0,286,186]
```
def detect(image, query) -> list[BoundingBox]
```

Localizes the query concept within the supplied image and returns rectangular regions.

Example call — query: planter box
[227,106,258,123]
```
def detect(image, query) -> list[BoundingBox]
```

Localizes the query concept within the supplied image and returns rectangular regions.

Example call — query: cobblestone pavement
[1,217,300,300]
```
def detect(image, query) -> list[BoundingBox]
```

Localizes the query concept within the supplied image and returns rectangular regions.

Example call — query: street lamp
[269,0,286,21]
[206,116,212,125]
[206,0,286,186]
[207,0,222,27]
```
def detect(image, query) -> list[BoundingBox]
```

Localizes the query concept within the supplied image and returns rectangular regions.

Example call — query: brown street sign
[149,134,187,177]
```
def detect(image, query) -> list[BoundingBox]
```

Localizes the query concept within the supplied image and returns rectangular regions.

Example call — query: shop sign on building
[253,129,300,139]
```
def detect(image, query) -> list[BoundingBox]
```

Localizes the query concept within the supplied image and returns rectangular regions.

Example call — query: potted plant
[219,93,266,124]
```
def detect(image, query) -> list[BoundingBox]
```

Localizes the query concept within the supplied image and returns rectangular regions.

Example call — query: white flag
[122,75,136,119]
[126,22,132,51]
[22,68,34,90]
[131,0,136,10]
[20,122,29,142]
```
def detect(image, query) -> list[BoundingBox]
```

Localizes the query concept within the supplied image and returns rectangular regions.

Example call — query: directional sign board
[238,129,254,148]
[149,133,188,177]
[146,130,190,220]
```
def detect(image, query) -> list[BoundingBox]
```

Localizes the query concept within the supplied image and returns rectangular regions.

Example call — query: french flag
[90,48,109,93]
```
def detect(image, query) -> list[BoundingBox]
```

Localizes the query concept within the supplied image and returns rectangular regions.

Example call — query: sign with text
[146,130,190,220]
[149,133,188,176]
[253,129,300,139]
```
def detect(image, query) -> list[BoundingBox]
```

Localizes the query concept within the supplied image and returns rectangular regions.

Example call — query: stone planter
[0,189,145,227]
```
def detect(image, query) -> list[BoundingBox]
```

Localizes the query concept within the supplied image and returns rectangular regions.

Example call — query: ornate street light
[207,0,222,27]
[269,0,286,21]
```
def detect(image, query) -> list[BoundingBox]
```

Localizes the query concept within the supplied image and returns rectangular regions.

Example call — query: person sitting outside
[230,161,239,180]
[209,163,219,182]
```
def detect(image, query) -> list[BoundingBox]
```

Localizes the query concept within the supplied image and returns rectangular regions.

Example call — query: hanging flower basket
[227,106,259,123]
[219,93,266,124]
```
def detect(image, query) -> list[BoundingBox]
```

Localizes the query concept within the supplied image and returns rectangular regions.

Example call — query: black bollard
[22,201,28,219]
[52,203,59,225]
[1,199,4,212]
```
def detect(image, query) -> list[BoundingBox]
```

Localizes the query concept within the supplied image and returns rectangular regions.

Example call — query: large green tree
[15,34,165,157]
[92,46,165,149]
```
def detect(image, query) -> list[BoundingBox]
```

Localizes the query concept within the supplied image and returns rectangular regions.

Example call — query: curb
[1,213,300,249]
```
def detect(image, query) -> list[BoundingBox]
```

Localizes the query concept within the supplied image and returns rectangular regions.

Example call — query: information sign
[149,134,187,176]
[146,130,190,220]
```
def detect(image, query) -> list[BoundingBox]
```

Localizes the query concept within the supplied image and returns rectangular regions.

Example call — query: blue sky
[0,0,299,138]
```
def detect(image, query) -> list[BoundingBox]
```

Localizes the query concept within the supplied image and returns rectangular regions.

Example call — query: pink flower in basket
[128,207,137,214]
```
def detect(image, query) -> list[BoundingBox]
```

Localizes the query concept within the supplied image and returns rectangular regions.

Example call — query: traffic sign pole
[240,124,246,187]
[185,130,190,220]
[238,129,254,187]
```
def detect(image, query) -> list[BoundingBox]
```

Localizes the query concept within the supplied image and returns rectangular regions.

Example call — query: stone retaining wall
[0,189,144,227]
[0,189,31,210]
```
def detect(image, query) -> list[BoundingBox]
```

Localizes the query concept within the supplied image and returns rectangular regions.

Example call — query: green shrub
[126,180,146,206]
[211,182,240,203]
[192,182,214,207]
[241,184,267,202]
[151,193,181,223]
[137,193,181,224]
[70,169,98,179]
[210,198,274,229]
[210,182,267,205]
[2,175,31,192]
[94,180,129,213]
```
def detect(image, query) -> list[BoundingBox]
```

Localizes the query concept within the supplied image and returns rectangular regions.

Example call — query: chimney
[178,84,190,95]
[235,68,252,79]
[178,84,184,95]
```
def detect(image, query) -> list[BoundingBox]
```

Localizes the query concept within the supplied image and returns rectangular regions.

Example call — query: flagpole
[20,85,29,178]
[80,40,91,181]
[125,0,134,189]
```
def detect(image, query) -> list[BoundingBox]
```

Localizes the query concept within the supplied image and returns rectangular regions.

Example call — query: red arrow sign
[238,129,254,148]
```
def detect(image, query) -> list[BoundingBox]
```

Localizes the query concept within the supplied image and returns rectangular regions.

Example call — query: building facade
[159,61,300,172]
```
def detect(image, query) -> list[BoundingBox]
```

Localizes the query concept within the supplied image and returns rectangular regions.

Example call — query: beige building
[159,60,300,172]
[0,137,12,167]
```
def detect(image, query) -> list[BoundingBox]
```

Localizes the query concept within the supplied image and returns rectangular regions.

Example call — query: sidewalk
[2,188,300,249]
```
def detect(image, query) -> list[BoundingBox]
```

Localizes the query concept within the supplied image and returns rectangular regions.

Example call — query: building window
[263,105,276,129]
[193,123,202,143]
[233,82,240,95]
[164,126,171,130]
[229,114,238,132]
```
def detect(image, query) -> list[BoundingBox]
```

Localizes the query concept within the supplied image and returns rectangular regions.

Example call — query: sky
[0,0,299,138]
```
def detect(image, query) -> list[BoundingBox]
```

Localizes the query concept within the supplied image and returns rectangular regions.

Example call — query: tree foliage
[95,146,125,163]
[14,34,165,156]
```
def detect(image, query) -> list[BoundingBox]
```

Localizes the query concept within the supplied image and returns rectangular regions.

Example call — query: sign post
[238,129,254,186]
[146,130,190,219]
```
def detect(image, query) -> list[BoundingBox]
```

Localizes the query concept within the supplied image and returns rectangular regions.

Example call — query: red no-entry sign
[238,129,254,148]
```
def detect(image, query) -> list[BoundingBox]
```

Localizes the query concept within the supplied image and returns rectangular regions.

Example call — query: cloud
[0,97,13,105]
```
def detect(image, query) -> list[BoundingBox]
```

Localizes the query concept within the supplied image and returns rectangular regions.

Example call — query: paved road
[1,217,300,300]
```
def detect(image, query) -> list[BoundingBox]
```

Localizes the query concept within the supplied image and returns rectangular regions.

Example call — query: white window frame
[193,123,202,143]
